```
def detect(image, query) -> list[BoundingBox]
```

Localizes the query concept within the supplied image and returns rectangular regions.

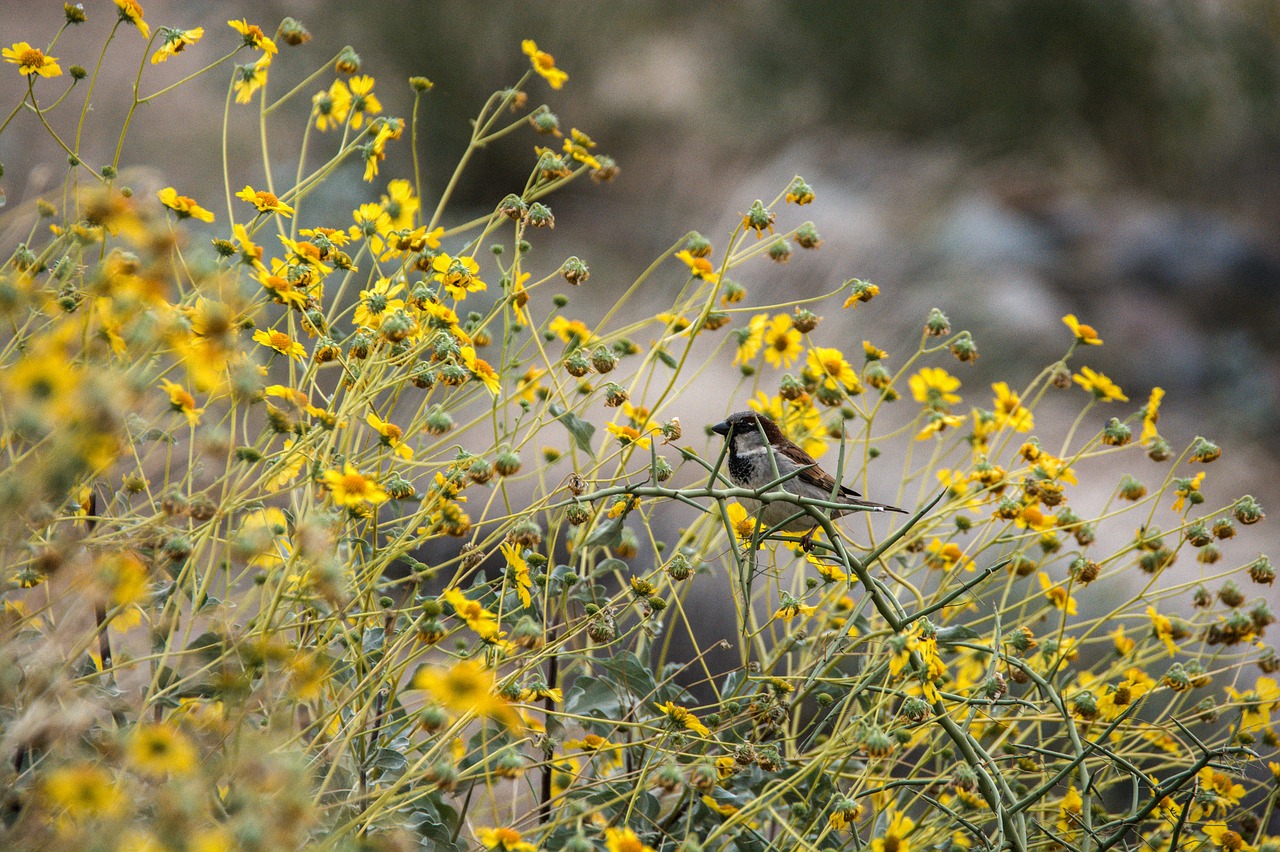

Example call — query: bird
[711,410,906,549]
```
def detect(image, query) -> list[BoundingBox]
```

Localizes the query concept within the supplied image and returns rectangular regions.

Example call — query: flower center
[20,48,45,68]
[341,473,368,494]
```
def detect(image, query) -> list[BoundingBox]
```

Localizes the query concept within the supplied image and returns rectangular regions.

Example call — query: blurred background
[3,0,1278,589]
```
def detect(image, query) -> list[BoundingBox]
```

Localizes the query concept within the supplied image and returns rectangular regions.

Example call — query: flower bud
[950,336,979,362]
[603,382,628,407]
[529,107,560,135]
[560,256,589,284]
[1069,557,1100,584]
[425,406,454,434]
[794,222,822,249]
[1186,522,1211,547]
[1247,555,1274,585]
[278,17,311,46]
[563,350,590,377]
[1233,495,1264,525]
[409,75,434,92]
[494,447,521,477]
[742,200,775,237]
[335,46,361,74]
[1119,475,1146,501]
[524,203,554,228]
[590,345,617,374]
[1190,436,1221,463]
[1102,418,1132,446]
[684,233,712,258]
[767,238,792,263]
[590,156,619,183]
[924,308,951,337]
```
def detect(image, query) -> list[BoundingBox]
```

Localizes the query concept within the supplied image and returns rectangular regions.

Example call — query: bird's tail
[850,497,909,514]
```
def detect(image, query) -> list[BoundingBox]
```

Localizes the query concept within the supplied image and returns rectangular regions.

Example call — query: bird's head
[711,410,786,444]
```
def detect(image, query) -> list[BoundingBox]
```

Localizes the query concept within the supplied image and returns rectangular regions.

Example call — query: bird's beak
[711,420,730,436]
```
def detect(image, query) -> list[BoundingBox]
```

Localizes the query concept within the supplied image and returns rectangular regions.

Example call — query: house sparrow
[711,410,906,547]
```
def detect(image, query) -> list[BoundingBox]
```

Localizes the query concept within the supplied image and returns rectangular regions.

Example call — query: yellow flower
[1140,387,1164,444]
[516,366,545,403]
[870,811,915,852]
[1203,823,1253,852]
[914,410,964,441]
[734,313,768,364]
[563,128,602,169]
[461,346,501,395]
[115,0,151,39]
[227,19,278,55]
[749,393,827,457]
[365,412,413,460]
[3,42,61,77]
[128,723,198,776]
[522,39,568,89]
[322,463,389,506]
[1057,785,1083,837]
[725,502,761,549]
[549,315,593,345]
[763,314,803,368]
[432,253,487,300]
[1062,313,1103,345]
[410,659,518,727]
[347,75,382,129]
[657,701,710,737]
[159,378,203,426]
[443,588,499,638]
[1171,472,1205,512]
[150,26,203,64]
[1072,366,1127,402]
[236,185,293,217]
[42,763,125,817]
[157,187,214,222]
[909,367,961,408]
[475,827,538,852]
[1112,625,1134,655]
[253,328,306,360]
[675,249,719,284]
[313,79,352,131]
[353,277,405,329]
[604,827,655,852]
[1196,767,1245,815]
[842,280,880,308]
[241,507,291,569]
[232,55,271,104]
[925,538,976,572]
[1225,676,1280,733]
[605,421,656,450]
[380,178,420,229]
[501,541,533,608]
[991,381,1033,431]
[1146,606,1179,656]
[806,346,861,392]
[1037,572,1078,615]
[773,593,817,622]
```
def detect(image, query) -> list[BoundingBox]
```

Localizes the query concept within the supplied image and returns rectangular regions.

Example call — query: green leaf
[550,403,595,452]
[601,650,658,701]
[935,624,980,648]
[564,677,626,719]
[656,347,677,369]
[584,513,626,548]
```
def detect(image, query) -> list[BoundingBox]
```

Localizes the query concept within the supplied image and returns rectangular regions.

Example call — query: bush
[0,7,1275,851]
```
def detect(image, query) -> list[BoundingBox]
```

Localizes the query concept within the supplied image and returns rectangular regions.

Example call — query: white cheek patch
[734,446,770,457]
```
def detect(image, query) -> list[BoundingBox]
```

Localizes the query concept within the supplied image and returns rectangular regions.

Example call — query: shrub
[0,7,1274,851]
